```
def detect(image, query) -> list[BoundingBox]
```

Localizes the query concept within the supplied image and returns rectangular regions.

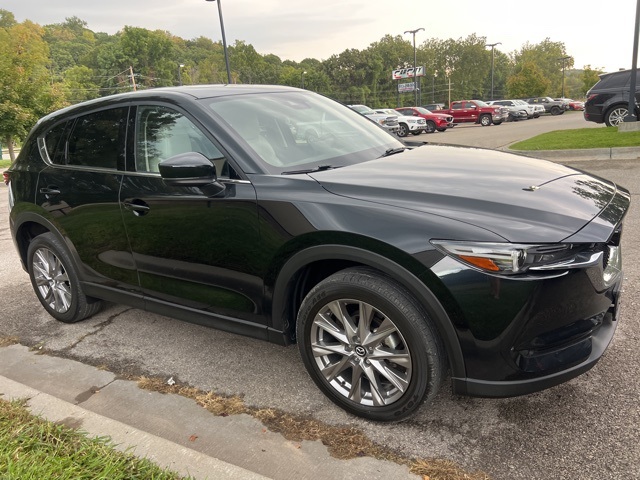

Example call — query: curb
[0,345,419,480]
[506,146,640,161]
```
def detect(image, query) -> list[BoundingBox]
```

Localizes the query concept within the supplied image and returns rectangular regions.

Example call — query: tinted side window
[67,107,128,169]
[44,121,69,165]
[596,71,631,89]
[135,106,228,176]
[451,102,463,110]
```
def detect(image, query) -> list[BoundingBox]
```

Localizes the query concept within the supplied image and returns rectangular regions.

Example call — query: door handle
[39,187,61,195]
[123,200,151,216]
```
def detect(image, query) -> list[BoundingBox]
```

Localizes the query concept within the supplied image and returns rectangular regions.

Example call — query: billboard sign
[392,66,425,80]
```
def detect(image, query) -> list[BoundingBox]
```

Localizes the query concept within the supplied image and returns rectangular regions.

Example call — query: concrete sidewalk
[0,344,418,480]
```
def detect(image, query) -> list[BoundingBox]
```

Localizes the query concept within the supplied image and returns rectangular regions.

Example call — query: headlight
[430,240,605,278]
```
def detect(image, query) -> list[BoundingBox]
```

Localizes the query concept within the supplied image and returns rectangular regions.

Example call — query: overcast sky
[2,0,636,73]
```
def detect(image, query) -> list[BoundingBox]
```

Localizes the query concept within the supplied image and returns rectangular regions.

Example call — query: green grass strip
[0,398,189,480]
[510,127,640,151]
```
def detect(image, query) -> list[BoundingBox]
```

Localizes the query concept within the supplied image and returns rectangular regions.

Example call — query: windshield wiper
[379,147,407,158]
[282,165,341,175]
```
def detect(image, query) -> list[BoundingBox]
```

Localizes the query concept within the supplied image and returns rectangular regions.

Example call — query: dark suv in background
[584,68,640,127]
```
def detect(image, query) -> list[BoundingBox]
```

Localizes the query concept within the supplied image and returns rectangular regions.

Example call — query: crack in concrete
[58,307,134,354]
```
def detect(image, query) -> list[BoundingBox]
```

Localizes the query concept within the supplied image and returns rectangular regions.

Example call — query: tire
[296,267,445,421]
[493,120,502,126]
[27,232,102,323]
[605,105,629,127]
[550,106,562,115]
[479,114,492,126]
[411,131,422,135]
[397,123,408,138]
[436,127,447,132]
[424,120,436,133]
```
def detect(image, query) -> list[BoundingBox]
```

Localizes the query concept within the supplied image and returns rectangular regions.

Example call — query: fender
[271,244,466,379]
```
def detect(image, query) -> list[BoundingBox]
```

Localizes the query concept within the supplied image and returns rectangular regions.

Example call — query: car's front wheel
[397,123,409,137]
[424,120,436,133]
[605,105,629,127]
[479,114,492,126]
[27,232,102,323]
[296,268,445,421]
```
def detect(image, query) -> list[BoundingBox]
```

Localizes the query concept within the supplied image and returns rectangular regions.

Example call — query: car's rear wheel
[605,106,628,127]
[550,106,562,115]
[397,123,408,137]
[27,233,102,323]
[479,114,491,126]
[296,267,445,421]
[424,120,436,133]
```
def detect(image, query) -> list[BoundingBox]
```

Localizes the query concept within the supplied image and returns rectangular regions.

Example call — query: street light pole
[485,42,501,100]
[559,56,571,98]
[205,0,232,84]
[405,28,424,106]
[178,63,185,86]
[625,0,640,122]
[301,71,307,89]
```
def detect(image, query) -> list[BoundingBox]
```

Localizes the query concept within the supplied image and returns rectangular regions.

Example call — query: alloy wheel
[309,298,412,407]
[32,247,72,313]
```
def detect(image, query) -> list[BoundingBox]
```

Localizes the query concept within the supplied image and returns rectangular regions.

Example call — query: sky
[2,0,636,73]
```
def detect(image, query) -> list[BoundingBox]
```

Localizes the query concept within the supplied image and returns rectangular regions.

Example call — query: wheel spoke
[357,301,374,343]
[319,356,351,383]
[347,363,365,403]
[313,312,349,344]
[362,363,386,406]
[362,317,397,348]
[369,347,412,367]
[311,341,348,358]
[328,300,358,340]
[370,360,410,393]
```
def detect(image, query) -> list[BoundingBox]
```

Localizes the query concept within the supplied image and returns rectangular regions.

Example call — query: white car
[374,108,426,137]
[487,99,534,120]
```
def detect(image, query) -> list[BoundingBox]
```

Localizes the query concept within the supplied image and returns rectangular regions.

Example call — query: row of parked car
[350,95,587,137]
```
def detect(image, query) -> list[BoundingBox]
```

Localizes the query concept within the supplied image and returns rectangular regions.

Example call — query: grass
[0,159,11,169]
[510,126,640,151]
[0,398,189,480]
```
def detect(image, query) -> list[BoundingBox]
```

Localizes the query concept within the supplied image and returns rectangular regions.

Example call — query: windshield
[204,92,403,173]
[415,107,432,114]
[473,100,489,107]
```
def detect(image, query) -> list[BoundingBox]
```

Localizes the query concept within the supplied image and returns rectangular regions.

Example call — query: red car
[395,107,453,133]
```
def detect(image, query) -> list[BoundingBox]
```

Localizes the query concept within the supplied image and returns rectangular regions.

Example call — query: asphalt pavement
[1,144,640,480]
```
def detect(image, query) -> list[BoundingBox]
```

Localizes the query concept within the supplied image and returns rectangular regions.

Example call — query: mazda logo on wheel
[355,346,367,357]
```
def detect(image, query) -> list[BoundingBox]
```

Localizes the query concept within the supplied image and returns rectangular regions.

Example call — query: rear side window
[67,107,128,169]
[596,71,631,89]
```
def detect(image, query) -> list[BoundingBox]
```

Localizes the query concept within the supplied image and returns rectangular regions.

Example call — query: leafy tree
[512,38,572,97]
[0,20,64,160]
[62,65,101,103]
[0,9,16,28]
[506,61,550,98]
[581,65,604,96]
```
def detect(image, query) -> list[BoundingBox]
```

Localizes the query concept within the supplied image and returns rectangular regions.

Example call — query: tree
[506,61,550,98]
[512,38,572,97]
[0,21,64,161]
[581,65,604,96]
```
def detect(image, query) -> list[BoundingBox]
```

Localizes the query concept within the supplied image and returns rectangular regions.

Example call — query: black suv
[584,69,640,126]
[5,85,630,421]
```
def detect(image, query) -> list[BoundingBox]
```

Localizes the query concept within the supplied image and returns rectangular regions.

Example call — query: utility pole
[129,65,137,91]
[625,0,640,122]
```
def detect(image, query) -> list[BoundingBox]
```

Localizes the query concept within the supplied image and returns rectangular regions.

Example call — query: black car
[6,85,630,421]
[584,68,640,126]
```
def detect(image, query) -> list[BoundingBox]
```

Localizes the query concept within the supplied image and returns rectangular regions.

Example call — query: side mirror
[159,152,225,195]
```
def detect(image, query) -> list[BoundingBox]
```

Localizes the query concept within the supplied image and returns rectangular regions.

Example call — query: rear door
[35,106,139,295]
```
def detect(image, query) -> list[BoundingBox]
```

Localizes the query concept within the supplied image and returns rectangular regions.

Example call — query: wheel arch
[269,243,466,378]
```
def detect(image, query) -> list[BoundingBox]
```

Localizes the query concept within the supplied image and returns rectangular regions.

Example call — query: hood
[309,145,621,243]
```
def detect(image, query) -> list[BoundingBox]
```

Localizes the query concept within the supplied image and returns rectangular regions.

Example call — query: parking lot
[1,118,638,479]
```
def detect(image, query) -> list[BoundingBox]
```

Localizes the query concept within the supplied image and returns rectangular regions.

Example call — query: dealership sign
[392,67,425,79]
[397,82,415,93]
